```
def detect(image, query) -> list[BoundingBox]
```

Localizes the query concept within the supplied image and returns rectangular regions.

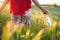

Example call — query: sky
[37,0,60,4]
[0,0,60,4]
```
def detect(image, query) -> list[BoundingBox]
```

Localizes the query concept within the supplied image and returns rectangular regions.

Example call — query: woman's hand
[42,8,48,15]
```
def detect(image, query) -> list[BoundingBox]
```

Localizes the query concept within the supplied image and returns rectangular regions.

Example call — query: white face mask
[46,16,52,26]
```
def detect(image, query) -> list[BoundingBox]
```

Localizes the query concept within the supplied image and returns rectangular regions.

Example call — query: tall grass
[0,5,60,40]
[0,6,10,40]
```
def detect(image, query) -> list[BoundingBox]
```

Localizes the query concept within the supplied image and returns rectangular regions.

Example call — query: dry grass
[1,14,58,40]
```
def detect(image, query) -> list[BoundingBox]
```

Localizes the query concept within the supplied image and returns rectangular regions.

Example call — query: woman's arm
[32,0,48,14]
[0,0,9,13]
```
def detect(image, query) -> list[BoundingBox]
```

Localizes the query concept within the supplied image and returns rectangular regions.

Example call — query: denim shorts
[11,9,32,25]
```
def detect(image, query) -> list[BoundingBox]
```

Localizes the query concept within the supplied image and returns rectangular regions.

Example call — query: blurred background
[0,0,60,40]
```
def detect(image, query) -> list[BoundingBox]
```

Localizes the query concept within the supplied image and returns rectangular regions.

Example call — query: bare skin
[32,0,48,14]
[0,0,48,34]
[0,0,48,15]
[0,0,9,13]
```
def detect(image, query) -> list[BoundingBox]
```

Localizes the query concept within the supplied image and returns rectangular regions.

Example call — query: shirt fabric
[10,0,31,15]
